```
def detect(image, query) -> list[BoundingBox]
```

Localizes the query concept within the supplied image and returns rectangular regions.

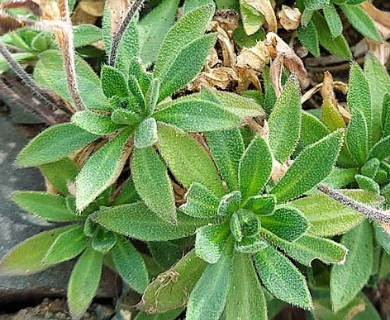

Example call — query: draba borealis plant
[0,0,390,319]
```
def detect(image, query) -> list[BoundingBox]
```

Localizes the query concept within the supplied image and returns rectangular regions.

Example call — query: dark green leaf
[112,177,140,205]
[112,236,149,293]
[270,130,343,203]
[16,123,98,167]
[12,191,78,222]
[180,183,219,218]
[268,76,302,163]
[75,128,132,211]
[239,136,272,203]
[297,21,320,57]
[330,220,373,312]
[254,246,312,309]
[68,246,103,319]
[149,241,183,269]
[132,146,176,222]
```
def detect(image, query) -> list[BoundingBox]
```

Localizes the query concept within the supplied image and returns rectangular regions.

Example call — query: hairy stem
[0,42,59,109]
[317,183,390,223]
[108,0,145,66]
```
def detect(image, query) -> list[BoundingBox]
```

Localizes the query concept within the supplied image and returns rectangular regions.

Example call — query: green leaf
[348,62,372,145]
[157,34,216,101]
[43,225,87,265]
[223,253,267,320]
[0,226,74,275]
[91,228,117,254]
[93,202,204,241]
[134,118,158,148]
[304,0,329,10]
[289,190,381,237]
[16,123,98,167]
[346,110,369,166]
[239,136,272,203]
[101,65,129,98]
[364,54,390,142]
[322,167,358,188]
[382,94,390,137]
[330,220,373,312]
[340,4,381,42]
[73,24,102,48]
[268,76,302,163]
[34,50,110,111]
[128,75,146,107]
[300,111,330,147]
[355,174,380,194]
[321,99,346,131]
[217,191,241,216]
[132,146,176,222]
[240,1,264,35]
[244,195,276,216]
[270,130,344,203]
[111,108,141,126]
[195,223,230,264]
[68,246,103,319]
[374,223,390,255]
[312,13,352,59]
[254,246,312,309]
[369,136,390,161]
[186,243,234,320]
[180,183,219,218]
[138,0,180,66]
[206,129,244,191]
[154,4,215,85]
[146,78,160,116]
[112,236,149,293]
[297,20,320,58]
[12,191,77,222]
[323,3,343,38]
[112,177,139,205]
[75,128,132,211]
[149,241,182,269]
[154,98,240,132]
[261,229,347,266]
[115,19,140,75]
[184,0,214,13]
[157,124,224,196]
[261,207,309,241]
[72,110,121,135]
[141,250,207,313]
[39,158,79,195]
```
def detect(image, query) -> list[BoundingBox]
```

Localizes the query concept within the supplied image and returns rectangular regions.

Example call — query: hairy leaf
[304,0,329,10]
[73,24,102,48]
[180,183,219,218]
[134,118,158,148]
[16,123,97,167]
[75,128,132,211]
[244,195,276,216]
[111,108,141,126]
[323,3,343,37]
[297,21,320,57]
[268,76,302,163]
[355,174,380,194]
[93,202,204,241]
[254,246,312,309]
[218,191,241,216]
[369,136,390,161]
[68,246,103,319]
[270,130,343,203]
[72,111,121,135]
[346,110,369,166]
[101,65,129,98]
[91,229,117,254]
[330,220,373,312]
[239,136,272,203]
[382,94,390,138]
[157,124,224,196]
[112,236,149,293]
[12,191,77,222]
[132,146,176,222]
[300,111,330,147]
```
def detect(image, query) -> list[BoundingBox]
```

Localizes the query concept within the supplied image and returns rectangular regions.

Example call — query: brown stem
[108,0,146,66]
[317,183,390,223]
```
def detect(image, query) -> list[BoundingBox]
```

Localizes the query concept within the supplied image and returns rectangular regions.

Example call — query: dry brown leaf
[190,67,239,91]
[269,53,284,97]
[1,0,41,16]
[214,9,239,35]
[236,41,269,71]
[278,5,300,31]
[235,67,261,92]
[320,71,336,102]
[266,32,308,88]
[79,0,104,17]
[243,0,277,33]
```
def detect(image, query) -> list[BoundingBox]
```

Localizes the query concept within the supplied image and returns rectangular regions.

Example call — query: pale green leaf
[72,110,121,135]
[206,129,244,191]
[268,76,302,163]
[0,225,74,275]
[240,1,264,35]
[270,130,343,203]
[222,252,267,320]
[16,123,98,167]
[93,202,205,241]
[330,220,373,312]
[112,236,149,293]
[254,246,312,309]
[68,246,103,319]
[157,124,225,196]
[73,24,102,48]
[134,118,158,148]
[75,128,132,211]
[111,108,141,126]
[12,191,77,222]
[132,146,176,223]
[141,250,207,313]
[239,136,272,203]
[43,225,87,265]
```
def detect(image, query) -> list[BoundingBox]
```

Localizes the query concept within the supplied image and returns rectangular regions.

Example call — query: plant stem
[108,0,145,66]
[317,183,390,223]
